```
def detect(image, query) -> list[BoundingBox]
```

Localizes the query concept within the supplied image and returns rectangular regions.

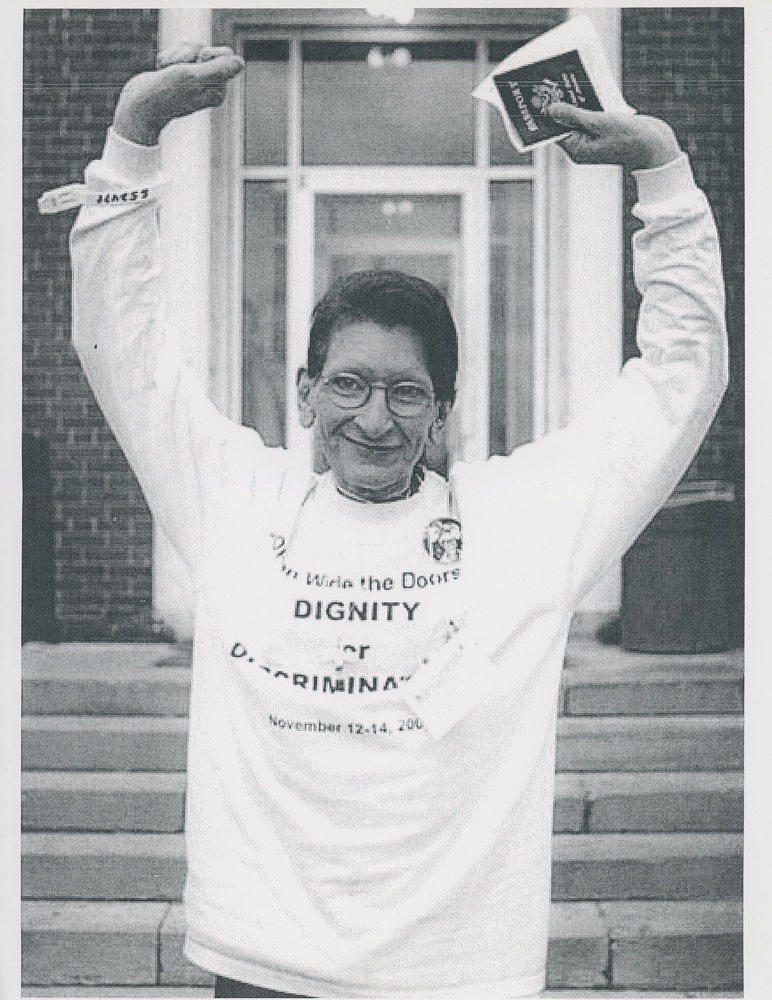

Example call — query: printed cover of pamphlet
[493,49,603,149]
[473,15,635,153]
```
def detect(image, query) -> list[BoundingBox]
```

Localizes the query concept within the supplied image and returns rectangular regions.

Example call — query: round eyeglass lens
[327,374,367,405]
[388,383,432,416]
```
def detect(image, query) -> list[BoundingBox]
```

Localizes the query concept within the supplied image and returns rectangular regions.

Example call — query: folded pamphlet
[473,14,636,153]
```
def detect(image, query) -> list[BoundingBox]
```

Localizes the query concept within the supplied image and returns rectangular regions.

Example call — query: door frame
[211,29,546,461]
[157,8,626,640]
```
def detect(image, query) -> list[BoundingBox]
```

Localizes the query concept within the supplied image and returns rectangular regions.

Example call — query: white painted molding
[152,8,213,641]
[563,7,624,621]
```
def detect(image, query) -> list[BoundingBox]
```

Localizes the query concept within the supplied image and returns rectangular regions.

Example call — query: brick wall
[621,8,744,493]
[621,8,744,643]
[23,9,160,640]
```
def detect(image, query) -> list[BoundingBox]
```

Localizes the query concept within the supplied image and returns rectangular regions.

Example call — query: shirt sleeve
[69,128,280,572]
[454,153,729,612]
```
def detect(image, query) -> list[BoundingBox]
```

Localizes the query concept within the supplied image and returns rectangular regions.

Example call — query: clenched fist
[547,102,681,170]
[114,44,245,146]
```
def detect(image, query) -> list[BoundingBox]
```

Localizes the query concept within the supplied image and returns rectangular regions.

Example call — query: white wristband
[37,180,166,215]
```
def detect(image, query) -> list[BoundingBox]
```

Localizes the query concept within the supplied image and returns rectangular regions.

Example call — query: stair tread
[23,769,742,836]
[23,641,743,675]
[23,714,742,774]
[24,769,742,793]
[552,832,742,858]
[22,897,743,935]
[23,832,186,853]
[22,899,170,931]
[592,899,743,936]
[21,990,213,998]
[23,716,189,731]
[22,643,184,673]
[559,715,741,731]
[22,830,743,857]
[23,662,742,683]
[18,989,743,998]
[22,771,186,791]
[563,641,743,676]
[23,642,744,723]
[22,712,741,731]
[555,771,742,794]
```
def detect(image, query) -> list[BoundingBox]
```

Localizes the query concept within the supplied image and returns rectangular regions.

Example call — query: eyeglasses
[321,373,434,418]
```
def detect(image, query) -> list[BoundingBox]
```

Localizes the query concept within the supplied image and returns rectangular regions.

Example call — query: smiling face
[298,320,441,502]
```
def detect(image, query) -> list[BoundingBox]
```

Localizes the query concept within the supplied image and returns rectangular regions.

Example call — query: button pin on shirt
[423,518,463,564]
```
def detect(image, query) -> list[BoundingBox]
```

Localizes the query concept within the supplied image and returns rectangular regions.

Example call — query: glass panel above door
[314,194,461,304]
[244,40,289,166]
[302,41,477,165]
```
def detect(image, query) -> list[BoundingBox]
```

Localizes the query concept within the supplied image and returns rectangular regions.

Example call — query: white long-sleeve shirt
[70,129,727,998]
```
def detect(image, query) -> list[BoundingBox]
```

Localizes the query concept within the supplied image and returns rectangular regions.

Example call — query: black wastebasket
[621,481,738,654]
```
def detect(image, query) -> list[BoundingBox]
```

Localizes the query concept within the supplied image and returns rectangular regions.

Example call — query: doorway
[233,28,545,467]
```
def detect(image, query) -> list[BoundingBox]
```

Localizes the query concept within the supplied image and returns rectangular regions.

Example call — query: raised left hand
[113,44,244,146]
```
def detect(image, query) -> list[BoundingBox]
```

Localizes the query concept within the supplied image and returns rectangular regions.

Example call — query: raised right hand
[113,44,245,146]
[547,102,681,171]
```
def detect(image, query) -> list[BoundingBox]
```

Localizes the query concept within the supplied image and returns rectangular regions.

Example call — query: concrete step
[23,770,742,834]
[21,991,212,998]
[22,643,743,718]
[551,832,742,901]
[556,715,742,771]
[21,832,742,903]
[22,773,186,833]
[22,902,170,988]
[17,992,745,999]
[22,713,743,773]
[547,900,742,991]
[22,717,189,772]
[22,833,187,901]
[21,900,742,991]
[22,643,190,716]
[553,771,742,833]
[22,994,743,1000]
[561,642,743,716]
[23,665,191,718]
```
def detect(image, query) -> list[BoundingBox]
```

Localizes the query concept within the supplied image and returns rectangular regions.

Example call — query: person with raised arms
[66,44,727,1000]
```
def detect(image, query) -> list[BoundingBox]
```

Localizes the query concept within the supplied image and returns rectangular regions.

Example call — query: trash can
[621,481,738,654]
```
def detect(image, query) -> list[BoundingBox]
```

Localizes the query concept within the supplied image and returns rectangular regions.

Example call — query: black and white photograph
[12,4,756,999]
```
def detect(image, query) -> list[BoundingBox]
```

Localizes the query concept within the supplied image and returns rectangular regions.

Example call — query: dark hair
[306,270,458,406]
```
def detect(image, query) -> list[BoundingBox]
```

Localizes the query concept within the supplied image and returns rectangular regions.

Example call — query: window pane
[314,194,461,302]
[244,40,289,166]
[302,42,476,165]
[489,181,533,455]
[243,182,287,445]
[487,42,533,166]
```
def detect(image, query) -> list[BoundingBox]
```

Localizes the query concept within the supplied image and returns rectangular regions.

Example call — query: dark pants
[213,976,313,998]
